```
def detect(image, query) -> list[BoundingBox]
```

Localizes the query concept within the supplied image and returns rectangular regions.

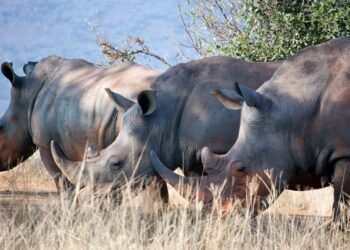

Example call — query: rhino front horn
[150,151,209,201]
[50,140,83,185]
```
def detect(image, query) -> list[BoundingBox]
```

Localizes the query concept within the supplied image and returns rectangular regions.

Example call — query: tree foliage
[181,0,350,61]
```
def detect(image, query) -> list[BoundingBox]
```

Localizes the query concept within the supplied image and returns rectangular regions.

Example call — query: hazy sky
[0,0,196,115]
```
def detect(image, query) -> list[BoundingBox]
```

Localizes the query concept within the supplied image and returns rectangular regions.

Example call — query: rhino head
[0,62,38,170]
[50,88,162,194]
[0,56,63,171]
[151,82,294,210]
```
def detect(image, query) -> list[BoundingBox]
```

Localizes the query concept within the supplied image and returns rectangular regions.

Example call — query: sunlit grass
[0,156,348,250]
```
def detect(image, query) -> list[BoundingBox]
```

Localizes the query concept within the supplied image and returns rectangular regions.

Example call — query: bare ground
[0,154,58,214]
[2,155,349,250]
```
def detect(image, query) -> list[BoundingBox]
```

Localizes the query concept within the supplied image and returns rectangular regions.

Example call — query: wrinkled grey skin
[0,56,159,191]
[155,37,350,221]
[51,56,281,197]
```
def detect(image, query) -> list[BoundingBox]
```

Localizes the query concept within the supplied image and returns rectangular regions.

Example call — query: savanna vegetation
[94,0,350,66]
[0,157,348,249]
[1,0,350,249]
[181,0,350,61]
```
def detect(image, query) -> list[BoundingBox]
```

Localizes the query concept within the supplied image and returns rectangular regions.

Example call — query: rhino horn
[87,145,99,159]
[105,88,135,113]
[201,147,221,175]
[1,62,21,88]
[150,151,210,201]
[23,61,37,75]
[50,140,83,185]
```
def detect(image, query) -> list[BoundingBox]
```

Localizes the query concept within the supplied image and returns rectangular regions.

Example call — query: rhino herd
[1,37,350,222]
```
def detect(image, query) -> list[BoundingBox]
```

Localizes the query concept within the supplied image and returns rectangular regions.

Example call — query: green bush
[183,0,350,61]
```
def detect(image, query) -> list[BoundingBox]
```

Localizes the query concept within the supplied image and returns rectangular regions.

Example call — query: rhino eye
[109,161,124,171]
[237,166,247,174]
[230,162,248,176]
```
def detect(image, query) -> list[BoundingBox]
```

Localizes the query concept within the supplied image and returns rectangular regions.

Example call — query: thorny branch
[90,22,172,68]
[98,37,171,67]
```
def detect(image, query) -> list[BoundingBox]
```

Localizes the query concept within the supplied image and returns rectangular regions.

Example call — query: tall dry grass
[0,156,349,250]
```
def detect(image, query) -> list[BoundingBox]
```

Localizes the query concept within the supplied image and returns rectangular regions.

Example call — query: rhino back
[147,57,280,172]
[31,59,158,161]
[152,56,280,95]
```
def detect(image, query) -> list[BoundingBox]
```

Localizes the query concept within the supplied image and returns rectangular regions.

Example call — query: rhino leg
[332,160,350,223]
[157,176,169,204]
[144,176,169,204]
[39,147,75,194]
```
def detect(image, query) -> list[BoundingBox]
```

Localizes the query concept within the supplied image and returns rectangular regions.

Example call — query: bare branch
[177,1,207,57]
[91,23,171,68]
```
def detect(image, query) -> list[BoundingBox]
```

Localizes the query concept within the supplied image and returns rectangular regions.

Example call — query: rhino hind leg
[332,160,350,225]
[39,147,75,194]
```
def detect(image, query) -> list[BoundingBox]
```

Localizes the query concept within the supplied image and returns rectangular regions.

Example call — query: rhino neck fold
[27,79,47,141]
[157,95,187,171]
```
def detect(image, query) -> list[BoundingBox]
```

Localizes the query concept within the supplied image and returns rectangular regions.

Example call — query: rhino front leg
[145,175,169,204]
[39,147,75,194]
[332,160,350,223]
[157,176,169,204]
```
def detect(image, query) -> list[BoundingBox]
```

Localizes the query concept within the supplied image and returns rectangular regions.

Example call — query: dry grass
[0,156,349,250]
[0,152,54,192]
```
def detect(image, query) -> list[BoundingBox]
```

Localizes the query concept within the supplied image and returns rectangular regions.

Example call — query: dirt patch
[0,154,58,213]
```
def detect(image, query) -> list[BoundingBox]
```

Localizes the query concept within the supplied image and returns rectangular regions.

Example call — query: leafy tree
[180,0,350,61]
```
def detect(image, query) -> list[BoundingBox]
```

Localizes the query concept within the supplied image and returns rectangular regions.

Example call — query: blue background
[0,0,196,115]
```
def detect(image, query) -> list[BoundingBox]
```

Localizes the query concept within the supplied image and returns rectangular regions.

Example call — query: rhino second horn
[50,140,82,185]
[87,146,99,159]
[201,147,220,175]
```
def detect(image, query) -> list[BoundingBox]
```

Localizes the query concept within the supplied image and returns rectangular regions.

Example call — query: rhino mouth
[51,140,157,196]
[0,133,22,171]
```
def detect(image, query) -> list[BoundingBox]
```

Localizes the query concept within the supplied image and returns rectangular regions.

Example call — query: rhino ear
[213,82,268,110]
[1,62,21,88]
[137,90,157,116]
[234,82,268,110]
[23,61,37,75]
[105,88,135,113]
[212,88,244,110]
